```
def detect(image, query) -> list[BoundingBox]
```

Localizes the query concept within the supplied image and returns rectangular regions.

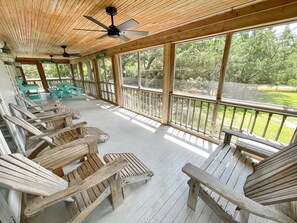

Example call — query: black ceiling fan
[1,41,11,54]
[40,55,57,64]
[53,45,81,58]
[74,7,148,42]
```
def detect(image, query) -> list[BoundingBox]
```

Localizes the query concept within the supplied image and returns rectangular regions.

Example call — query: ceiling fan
[53,45,81,58]
[1,41,11,54]
[40,55,57,64]
[74,7,148,42]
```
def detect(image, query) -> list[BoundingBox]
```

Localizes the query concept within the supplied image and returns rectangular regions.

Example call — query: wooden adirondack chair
[9,103,109,142]
[3,114,89,158]
[0,152,127,223]
[33,138,154,196]
[16,93,81,119]
[182,129,297,223]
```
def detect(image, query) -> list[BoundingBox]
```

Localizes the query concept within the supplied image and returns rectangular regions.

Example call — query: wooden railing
[26,79,43,88]
[27,78,73,89]
[74,80,83,90]
[100,82,116,103]
[123,86,163,120]
[47,78,73,87]
[170,94,297,145]
[83,80,97,97]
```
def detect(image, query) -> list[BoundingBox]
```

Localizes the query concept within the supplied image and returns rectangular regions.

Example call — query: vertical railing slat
[190,100,196,130]
[186,99,191,128]
[197,101,203,132]
[275,115,287,141]
[219,105,227,139]
[262,113,272,137]
[229,107,236,130]
[250,110,259,134]
[239,108,247,132]
[204,102,210,134]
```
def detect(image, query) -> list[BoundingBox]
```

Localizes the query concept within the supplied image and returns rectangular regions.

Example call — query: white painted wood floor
[26,96,276,223]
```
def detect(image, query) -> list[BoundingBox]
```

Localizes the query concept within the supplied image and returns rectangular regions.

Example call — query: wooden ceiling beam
[16,57,70,64]
[71,0,297,62]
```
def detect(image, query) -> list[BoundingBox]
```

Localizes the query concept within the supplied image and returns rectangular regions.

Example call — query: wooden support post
[70,64,75,84]
[109,172,123,209]
[112,54,123,106]
[92,59,101,99]
[223,131,232,144]
[216,33,232,101]
[211,33,233,136]
[161,43,175,125]
[187,179,200,211]
[78,62,85,92]
[19,66,26,81]
[36,63,49,92]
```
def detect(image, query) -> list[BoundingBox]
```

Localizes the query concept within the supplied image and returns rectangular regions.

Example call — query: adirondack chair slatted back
[16,94,42,111]
[3,115,54,145]
[9,103,37,120]
[0,153,68,196]
[244,141,297,205]
[9,103,70,130]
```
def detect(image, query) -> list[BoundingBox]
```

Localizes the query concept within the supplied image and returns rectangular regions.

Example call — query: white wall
[0,61,18,104]
[0,57,23,223]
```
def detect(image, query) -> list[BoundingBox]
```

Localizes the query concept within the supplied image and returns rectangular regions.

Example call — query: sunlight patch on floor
[131,119,157,132]
[113,111,131,120]
[164,134,210,158]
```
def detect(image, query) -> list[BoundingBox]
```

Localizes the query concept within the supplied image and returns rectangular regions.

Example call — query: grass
[256,91,297,107]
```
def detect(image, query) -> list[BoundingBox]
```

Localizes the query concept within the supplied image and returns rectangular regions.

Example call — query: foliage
[140,47,163,89]
[175,36,226,95]
[57,64,71,78]
[82,61,94,81]
[42,64,59,78]
[22,64,39,79]
[121,47,164,89]
[226,26,297,85]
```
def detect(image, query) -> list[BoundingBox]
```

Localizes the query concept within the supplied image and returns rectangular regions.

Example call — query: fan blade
[120,35,130,42]
[67,53,81,57]
[122,30,148,36]
[96,34,108,40]
[74,28,107,32]
[117,19,139,31]
[84,16,110,30]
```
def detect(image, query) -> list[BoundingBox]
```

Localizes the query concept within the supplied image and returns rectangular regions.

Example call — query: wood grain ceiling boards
[0,0,260,59]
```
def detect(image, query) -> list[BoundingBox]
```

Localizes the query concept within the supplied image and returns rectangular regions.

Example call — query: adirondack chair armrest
[24,157,128,217]
[33,136,100,169]
[28,122,87,140]
[222,129,283,150]
[182,163,295,223]
[26,112,73,122]
[29,105,66,113]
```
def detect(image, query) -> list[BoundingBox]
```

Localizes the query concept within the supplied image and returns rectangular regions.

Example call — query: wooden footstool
[103,153,154,187]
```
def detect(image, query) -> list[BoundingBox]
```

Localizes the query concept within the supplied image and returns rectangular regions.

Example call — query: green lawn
[256,91,297,107]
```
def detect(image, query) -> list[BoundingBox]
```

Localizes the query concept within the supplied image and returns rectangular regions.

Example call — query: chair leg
[187,179,200,211]
[109,172,123,209]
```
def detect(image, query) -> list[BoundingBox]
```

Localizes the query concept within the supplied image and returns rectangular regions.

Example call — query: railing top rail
[83,80,95,83]
[172,93,297,118]
[220,99,297,117]
[26,78,42,81]
[123,85,162,94]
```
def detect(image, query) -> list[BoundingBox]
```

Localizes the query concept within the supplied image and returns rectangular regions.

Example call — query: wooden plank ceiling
[0,0,259,59]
